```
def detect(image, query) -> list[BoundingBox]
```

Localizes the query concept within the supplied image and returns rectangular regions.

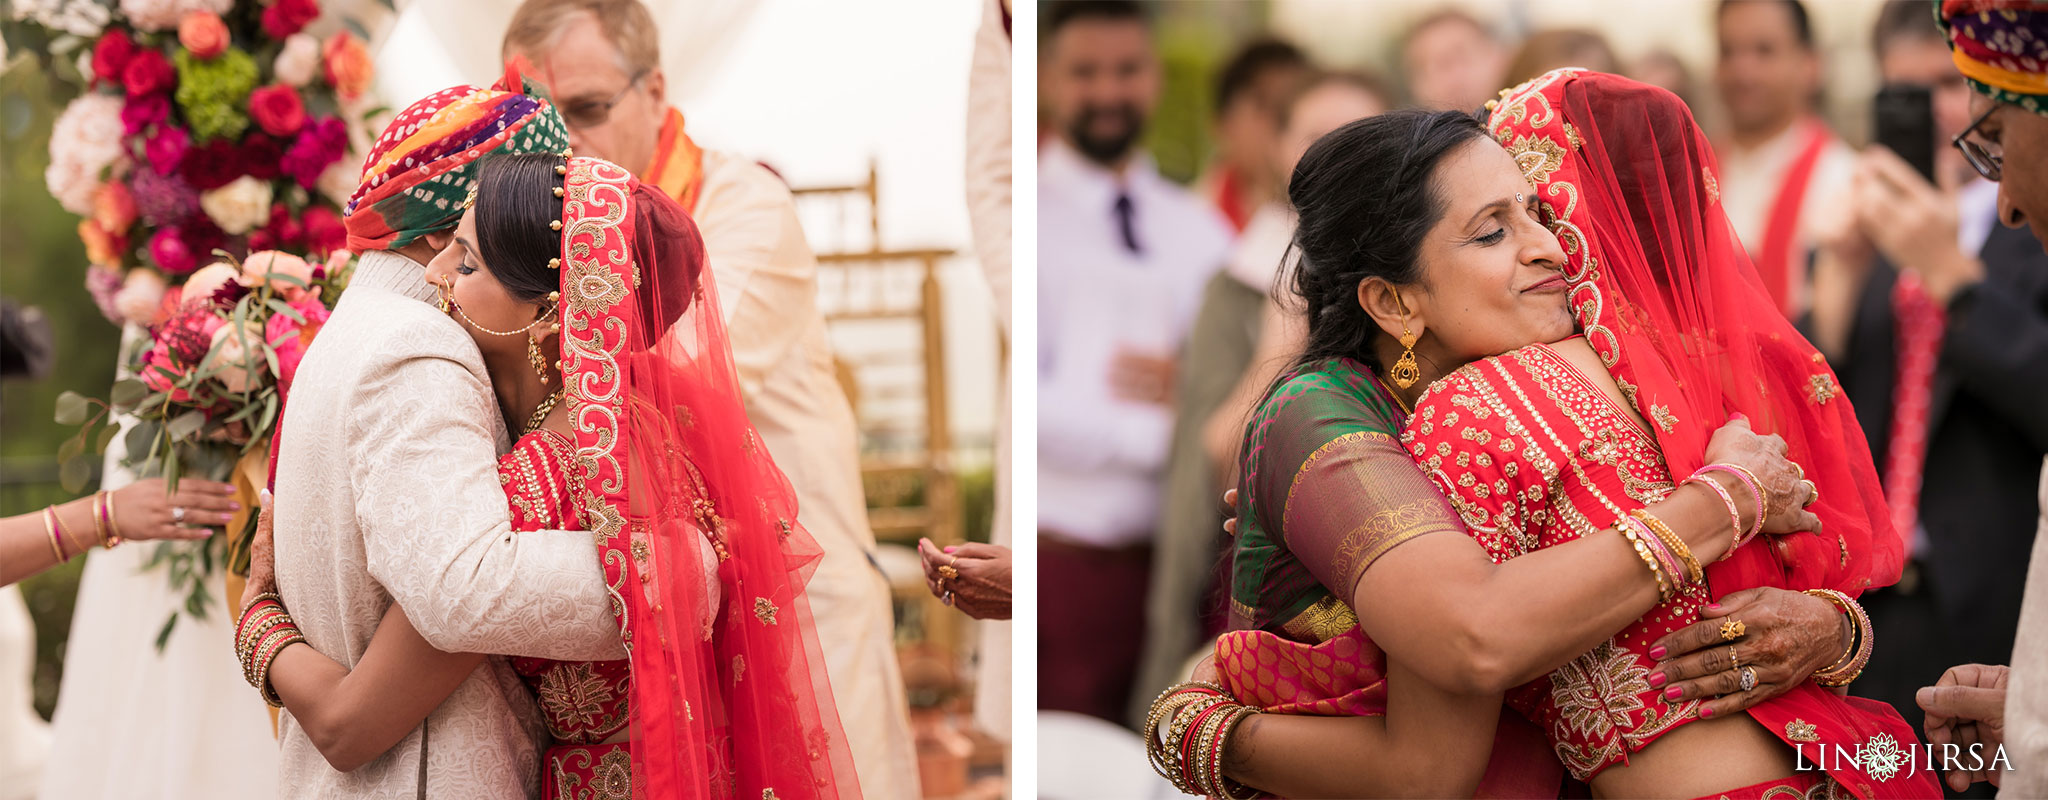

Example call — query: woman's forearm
[269,605,486,772]
[1221,658,1501,798]
[0,497,107,587]
[1355,480,1737,694]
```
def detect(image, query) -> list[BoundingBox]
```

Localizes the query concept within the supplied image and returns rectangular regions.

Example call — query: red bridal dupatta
[557,157,859,799]
[1218,70,1919,798]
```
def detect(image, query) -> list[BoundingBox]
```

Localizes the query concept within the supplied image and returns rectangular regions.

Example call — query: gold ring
[1720,619,1746,641]
[1802,479,1819,507]
[937,564,959,582]
[1728,645,1741,671]
[1791,460,1805,480]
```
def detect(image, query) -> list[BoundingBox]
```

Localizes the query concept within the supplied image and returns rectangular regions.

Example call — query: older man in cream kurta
[272,251,625,798]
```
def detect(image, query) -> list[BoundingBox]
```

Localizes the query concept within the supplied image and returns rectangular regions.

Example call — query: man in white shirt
[1712,0,1855,317]
[500,2,919,794]
[1037,0,1232,725]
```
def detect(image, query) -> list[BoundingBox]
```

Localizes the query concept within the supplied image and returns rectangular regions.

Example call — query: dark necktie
[1114,192,1142,254]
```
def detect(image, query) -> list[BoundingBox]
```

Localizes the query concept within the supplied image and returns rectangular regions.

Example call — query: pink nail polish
[1648,646,1667,660]
[1707,603,1721,610]
[1665,687,1683,701]
[944,546,957,553]
[1649,672,1667,688]
[1699,705,1714,718]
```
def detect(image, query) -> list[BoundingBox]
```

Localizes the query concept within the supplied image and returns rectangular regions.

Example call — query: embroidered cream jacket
[270,251,624,799]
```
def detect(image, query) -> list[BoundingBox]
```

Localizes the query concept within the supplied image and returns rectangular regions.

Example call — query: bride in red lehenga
[239,152,859,799]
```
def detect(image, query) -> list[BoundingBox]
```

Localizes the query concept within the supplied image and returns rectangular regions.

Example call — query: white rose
[274,34,320,88]
[317,157,361,208]
[45,93,126,215]
[114,268,167,328]
[118,0,231,32]
[199,176,274,236]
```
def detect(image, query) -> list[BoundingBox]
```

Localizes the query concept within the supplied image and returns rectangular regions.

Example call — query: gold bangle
[1632,508,1702,584]
[91,492,111,547]
[1616,519,1674,602]
[42,507,68,563]
[103,490,125,544]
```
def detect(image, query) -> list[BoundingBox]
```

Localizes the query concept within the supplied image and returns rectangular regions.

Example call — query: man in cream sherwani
[499,2,920,796]
[268,82,623,799]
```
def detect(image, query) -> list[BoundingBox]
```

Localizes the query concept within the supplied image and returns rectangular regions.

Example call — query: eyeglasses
[559,69,648,130]
[1953,102,2005,182]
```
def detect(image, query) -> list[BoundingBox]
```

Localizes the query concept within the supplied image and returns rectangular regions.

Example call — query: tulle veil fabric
[555,157,858,799]
[1487,68,1903,595]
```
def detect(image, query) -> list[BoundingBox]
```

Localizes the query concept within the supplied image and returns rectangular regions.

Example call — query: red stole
[1884,271,1947,542]
[1752,119,1834,315]
[645,106,706,215]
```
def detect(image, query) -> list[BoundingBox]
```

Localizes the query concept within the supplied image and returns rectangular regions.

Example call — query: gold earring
[1392,323,1422,389]
[529,334,550,385]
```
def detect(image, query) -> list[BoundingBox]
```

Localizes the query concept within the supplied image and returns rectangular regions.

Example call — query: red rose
[92,30,135,88]
[261,0,321,40]
[300,205,345,255]
[178,12,229,60]
[248,85,306,137]
[122,49,176,98]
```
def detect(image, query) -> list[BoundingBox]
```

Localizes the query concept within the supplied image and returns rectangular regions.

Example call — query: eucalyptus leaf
[154,613,177,653]
[266,298,305,324]
[95,424,119,455]
[54,391,89,425]
[111,378,147,406]
[167,411,206,441]
[59,455,92,494]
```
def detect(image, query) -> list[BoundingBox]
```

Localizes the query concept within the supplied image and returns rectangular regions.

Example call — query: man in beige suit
[501,2,919,795]
[267,81,623,798]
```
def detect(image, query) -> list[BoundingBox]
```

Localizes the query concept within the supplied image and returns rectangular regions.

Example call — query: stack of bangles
[1802,588,1875,687]
[1689,463,1767,561]
[39,491,126,564]
[1145,681,1261,799]
[236,593,305,708]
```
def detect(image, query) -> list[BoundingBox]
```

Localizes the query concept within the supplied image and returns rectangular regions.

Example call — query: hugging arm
[1221,657,1503,798]
[268,605,484,772]
[353,352,620,660]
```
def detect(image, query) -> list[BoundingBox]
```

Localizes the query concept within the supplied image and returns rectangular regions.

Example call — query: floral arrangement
[4,0,381,331]
[57,249,350,646]
[7,0,384,648]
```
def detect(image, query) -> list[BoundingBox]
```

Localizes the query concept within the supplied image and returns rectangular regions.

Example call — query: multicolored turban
[1940,0,2048,114]
[342,67,570,252]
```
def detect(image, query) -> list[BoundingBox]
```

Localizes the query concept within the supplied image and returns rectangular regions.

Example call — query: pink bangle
[1694,464,1764,541]
[1686,474,1745,561]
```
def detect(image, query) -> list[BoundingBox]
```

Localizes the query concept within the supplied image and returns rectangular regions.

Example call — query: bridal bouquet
[56,249,351,647]
[3,0,382,330]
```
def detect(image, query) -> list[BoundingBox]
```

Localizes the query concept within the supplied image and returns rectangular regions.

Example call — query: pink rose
[140,309,224,402]
[144,125,189,175]
[180,261,242,308]
[177,12,228,60]
[248,84,306,138]
[241,250,313,301]
[86,265,125,325]
[207,320,264,395]
[114,268,167,327]
[148,226,200,275]
[266,294,329,394]
[121,92,169,135]
[94,181,138,234]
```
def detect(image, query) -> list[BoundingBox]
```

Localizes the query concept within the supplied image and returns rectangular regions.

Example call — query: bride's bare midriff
[1588,712,1798,799]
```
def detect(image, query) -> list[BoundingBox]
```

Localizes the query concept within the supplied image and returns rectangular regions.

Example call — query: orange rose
[93,181,137,235]
[78,219,127,266]
[321,32,372,100]
[178,12,229,60]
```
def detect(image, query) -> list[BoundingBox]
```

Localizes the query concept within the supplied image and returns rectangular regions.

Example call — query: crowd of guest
[1037,4,2048,793]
